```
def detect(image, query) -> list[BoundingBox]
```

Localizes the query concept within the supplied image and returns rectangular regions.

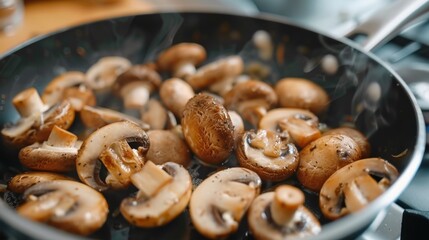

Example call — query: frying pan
[0,7,426,240]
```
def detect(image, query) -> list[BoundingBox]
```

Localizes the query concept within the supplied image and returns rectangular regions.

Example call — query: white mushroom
[120,161,192,227]
[85,56,131,91]
[159,78,195,119]
[17,180,108,236]
[190,167,261,239]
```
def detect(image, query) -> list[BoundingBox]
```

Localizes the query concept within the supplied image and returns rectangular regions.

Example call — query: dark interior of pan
[0,12,424,240]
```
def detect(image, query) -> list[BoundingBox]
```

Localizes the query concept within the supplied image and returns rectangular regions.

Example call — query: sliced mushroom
[187,55,244,92]
[323,126,371,158]
[1,88,75,148]
[228,110,245,147]
[140,99,169,130]
[157,43,206,79]
[224,80,277,126]
[19,126,81,172]
[190,167,261,239]
[17,180,108,236]
[248,185,321,240]
[120,161,192,227]
[76,121,149,191]
[181,94,234,165]
[7,172,71,194]
[236,129,299,181]
[275,78,330,116]
[297,134,363,192]
[319,158,399,220]
[159,78,195,119]
[113,65,161,109]
[85,56,131,91]
[259,108,321,148]
[42,71,96,111]
[80,105,149,130]
[146,130,191,167]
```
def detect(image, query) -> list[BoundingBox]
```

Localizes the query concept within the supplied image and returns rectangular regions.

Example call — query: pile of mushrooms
[1,33,401,239]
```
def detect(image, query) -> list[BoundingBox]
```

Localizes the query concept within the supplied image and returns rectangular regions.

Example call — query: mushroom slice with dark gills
[17,180,108,236]
[1,87,75,148]
[120,161,192,227]
[236,129,299,182]
[248,185,321,240]
[189,167,261,239]
[76,121,149,191]
[319,158,399,220]
[259,108,321,149]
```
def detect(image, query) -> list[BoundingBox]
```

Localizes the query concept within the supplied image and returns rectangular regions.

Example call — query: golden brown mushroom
[323,126,371,158]
[7,172,71,194]
[85,56,131,91]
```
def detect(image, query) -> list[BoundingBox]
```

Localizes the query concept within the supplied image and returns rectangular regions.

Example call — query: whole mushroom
[297,134,363,192]
[159,78,195,119]
[157,42,206,79]
[236,129,299,182]
[319,158,399,220]
[19,125,82,172]
[275,78,330,116]
[7,172,71,194]
[120,161,192,227]
[190,167,261,239]
[181,93,234,165]
[248,185,321,240]
[113,64,162,109]
[76,121,150,191]
[17,180,108,236]
[1,87,75,148]
[323,126,371,158]
[85,56,131,91]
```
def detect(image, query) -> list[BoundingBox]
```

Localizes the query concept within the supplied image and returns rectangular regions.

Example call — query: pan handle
[340,0,429,52]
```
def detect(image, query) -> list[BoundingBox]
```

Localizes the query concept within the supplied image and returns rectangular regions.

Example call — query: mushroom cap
[76,121,150,191]
[259,108,319,131]
[297,134,363,192]
[248,191,321,240]
[113,64,161,94]
[146,130,191,167]
[157,43,206,71]
[181,93,234,165]
[187,55,244,90]
[275,78,330,115]
[85,56,131,91]
[120,162,192,227]
[7,172,71,194]
[1,100,75,148]
[236,129,299,182]
[159,78,195,118]
[189,167,261,239]
[140,99,169,130]
[319,158,399,220]
[42,71,86,107]
[323,127,371,158]
[80,105,149,130]
[18,180,108,236]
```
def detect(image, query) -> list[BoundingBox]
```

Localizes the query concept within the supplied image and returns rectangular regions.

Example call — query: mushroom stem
[45,125,78,148]
[344,174,384,212]
[12,88,46,118]
[174,61,197,79]
[131,161,173,199]
[121,82,151,109]
[270,185,304,226]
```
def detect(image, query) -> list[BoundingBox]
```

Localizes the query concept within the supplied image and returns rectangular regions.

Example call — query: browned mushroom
[319,158,399,220]
[159,78,195,119]
[80,105,149,130]
[1,88,75,148]
[274,78,330,116]
[224,80,277,126]
[323,126,371,158]
[42,71,96,111]
[297,134,363,192]
[17,180,108,236]
[228,110,245,147]
[7,172,71,194]
[181,93,234,165]
[76,121,150,191]
[236,129,299,181]
[157,43,206,79]
[113,65,162,109]
[190,167,261,239]
[140,99,170,130]
[248,185,321,240]
[259,108,321,148]
[120,161,192,227]
[187,55,244,92]
[146,129,191,167]
[19,126,81,172]
[85,56,131,91]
